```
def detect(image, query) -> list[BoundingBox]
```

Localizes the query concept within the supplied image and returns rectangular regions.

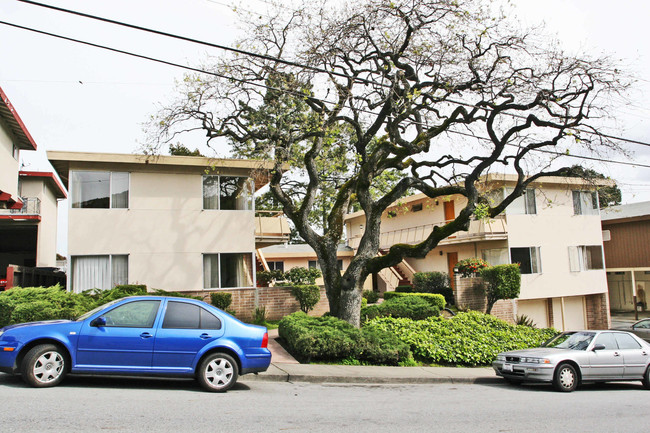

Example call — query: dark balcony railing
[0,197,41,215]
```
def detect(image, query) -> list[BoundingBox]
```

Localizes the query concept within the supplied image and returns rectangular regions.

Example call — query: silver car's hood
[500,347,578,358]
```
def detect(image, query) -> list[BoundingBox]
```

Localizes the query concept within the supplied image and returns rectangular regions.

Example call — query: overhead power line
[16,0,650,150]
[0,18,648,171]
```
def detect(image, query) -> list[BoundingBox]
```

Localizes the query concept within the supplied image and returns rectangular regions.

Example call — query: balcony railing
[348,215,507,249]
[0,197,40,216]
[254,210,291,247]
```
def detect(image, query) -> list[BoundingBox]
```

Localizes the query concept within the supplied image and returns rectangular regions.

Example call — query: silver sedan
[492,330,650,392]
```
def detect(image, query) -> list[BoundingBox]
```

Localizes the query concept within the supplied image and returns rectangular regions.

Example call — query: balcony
[0,197,41,220]
[348,215,508,250]
[254,211,291,247]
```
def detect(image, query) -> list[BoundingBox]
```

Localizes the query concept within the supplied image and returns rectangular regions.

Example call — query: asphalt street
[1,373,649,432]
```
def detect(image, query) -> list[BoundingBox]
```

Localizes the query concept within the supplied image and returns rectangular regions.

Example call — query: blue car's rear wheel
[21,344,66,388]
[197,353,238,392]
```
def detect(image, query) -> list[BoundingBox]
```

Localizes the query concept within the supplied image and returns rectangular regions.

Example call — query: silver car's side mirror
[592,344,606,351]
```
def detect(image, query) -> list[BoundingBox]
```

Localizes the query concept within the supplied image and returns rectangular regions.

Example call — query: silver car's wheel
[197,353,238,392]
[642,366,650,390]
[553,363,578,392]
[21,344,66,388]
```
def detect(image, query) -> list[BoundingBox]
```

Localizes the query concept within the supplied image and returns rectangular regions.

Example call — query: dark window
[103,300,160,328]
[200,308,222,329]
[594,332,618,350]
[510,247,540,274]
[614,333,641,350]
[163,302,200,329]
[412,203,423,212]
[387,210,397,218]
[308,260,318,269]
[163,301,222,329]
[268,261,284,271]
[338,260,343,271]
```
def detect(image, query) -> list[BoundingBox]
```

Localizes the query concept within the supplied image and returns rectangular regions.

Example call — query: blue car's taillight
[262,332,268,348]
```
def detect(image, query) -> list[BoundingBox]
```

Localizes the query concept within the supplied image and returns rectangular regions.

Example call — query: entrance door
[447,252,458,290]
[443,200,455,222]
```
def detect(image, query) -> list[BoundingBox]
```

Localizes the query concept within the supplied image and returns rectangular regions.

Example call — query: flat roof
[601,201,650,223]
[47,151,277,189]
[0,86,37,151]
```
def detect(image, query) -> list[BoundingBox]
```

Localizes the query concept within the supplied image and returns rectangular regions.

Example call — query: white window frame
[202,175,254,211]
[70,254,129,293]
[506,188,537,215]
[70,171,130,209]
[203,252,255,289]
[572,190,599,215]
[568,245,605,272]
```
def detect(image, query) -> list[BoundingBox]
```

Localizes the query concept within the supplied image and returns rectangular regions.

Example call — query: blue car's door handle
[200,333,212,340]
[140,332,153,339]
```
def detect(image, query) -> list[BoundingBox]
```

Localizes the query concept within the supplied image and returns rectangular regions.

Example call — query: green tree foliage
[556,165,621,207]
[169,143,203,156]
[149,0,627,327]
[210,292,233,310]
[479,264,522,315]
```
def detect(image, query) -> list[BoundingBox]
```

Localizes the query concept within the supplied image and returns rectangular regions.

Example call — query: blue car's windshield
[75,298,122,321]
[542,331,595,350]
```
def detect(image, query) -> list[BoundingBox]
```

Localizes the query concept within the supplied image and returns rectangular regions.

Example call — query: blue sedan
[0,296,271,392]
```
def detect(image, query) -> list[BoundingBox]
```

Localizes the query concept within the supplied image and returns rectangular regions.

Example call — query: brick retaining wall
[183,286,330,321]
[453,275,515,324]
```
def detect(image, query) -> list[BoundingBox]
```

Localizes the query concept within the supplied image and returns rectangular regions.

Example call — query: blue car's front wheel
[197,353,238,392]
[21,344,66,388]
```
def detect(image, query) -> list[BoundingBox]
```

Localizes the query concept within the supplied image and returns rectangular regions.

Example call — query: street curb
[242,363,503,385]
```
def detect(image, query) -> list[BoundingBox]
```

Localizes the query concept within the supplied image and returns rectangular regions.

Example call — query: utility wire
[1,18,648,171]
[13,0,650,149]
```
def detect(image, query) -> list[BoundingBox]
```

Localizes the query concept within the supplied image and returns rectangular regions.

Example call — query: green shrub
[395,285,414,293]
[290,285,321,313]
[284,267,322,285]
[382,292,445,310]
[362,290,380,304]
[361,296,440,322]
[412,272,454,305]
[151,289,202,300]
[278,312,411,364]
[257,269,285,286]
[253,306,267,325]
[211,292,233,310]
[365,311,557,366]
[0,286,95,325]
[479,264,521,314]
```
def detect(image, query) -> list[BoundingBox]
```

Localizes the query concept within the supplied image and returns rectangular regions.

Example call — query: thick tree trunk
[321,253,367,328]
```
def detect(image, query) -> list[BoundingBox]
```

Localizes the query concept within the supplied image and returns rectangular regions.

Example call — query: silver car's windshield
[75,298,123,321]
[542,332,596,350]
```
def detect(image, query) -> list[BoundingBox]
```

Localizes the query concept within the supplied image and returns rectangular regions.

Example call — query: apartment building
[48,151,290,294]
[0,87,66,289]
[344,174,612,330]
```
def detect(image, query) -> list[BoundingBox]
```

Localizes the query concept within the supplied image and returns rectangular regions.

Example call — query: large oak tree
[148,0,626,326]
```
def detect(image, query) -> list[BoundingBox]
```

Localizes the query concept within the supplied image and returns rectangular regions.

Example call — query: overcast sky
[1,0,649,254]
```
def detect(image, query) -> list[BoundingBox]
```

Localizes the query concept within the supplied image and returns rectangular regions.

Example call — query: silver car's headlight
[496,354,506,361]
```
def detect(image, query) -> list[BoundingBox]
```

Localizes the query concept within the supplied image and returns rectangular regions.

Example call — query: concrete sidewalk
[244,328,499,385]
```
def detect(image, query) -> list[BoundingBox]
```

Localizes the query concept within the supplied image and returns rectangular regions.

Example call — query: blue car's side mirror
[91,317,107,327]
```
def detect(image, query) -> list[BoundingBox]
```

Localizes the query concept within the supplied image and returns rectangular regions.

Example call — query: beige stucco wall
[19,177,60,267]
[68,170,256,291]
[0,118,19,199]
[507,187,607,300]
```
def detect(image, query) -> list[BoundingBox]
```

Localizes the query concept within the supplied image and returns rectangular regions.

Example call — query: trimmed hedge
[362,290,380,304]
[0,284,202,327]
[361,296,440,322]
[382,292,446,310]
[364,311,557,366]
[278,312,411,365]
[290,285,320,313]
